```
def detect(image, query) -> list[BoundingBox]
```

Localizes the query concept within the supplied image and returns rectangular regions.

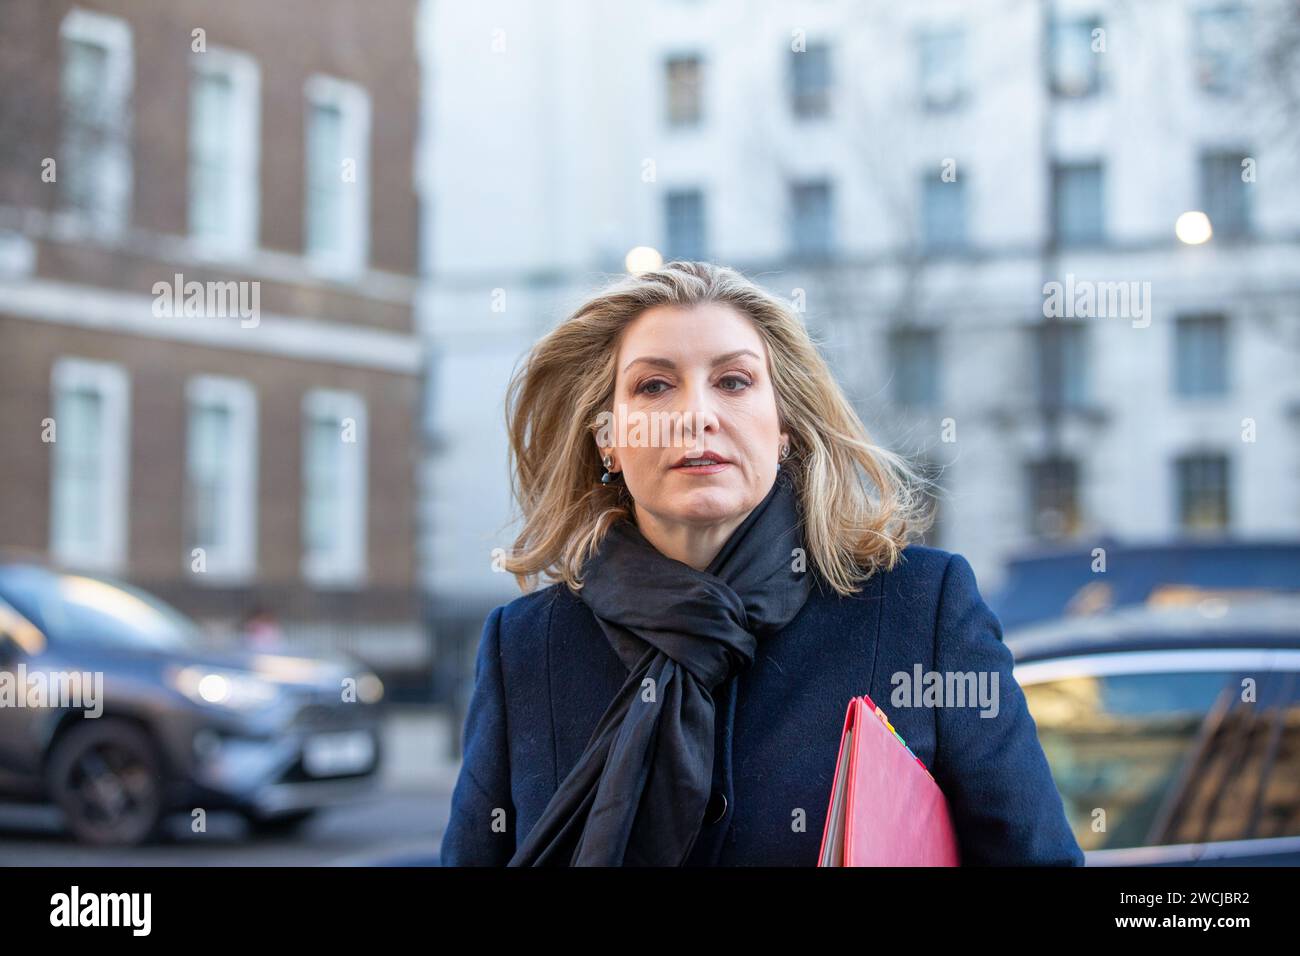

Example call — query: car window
[1023,668,1300,851]
[1188,669,1300,845]
[0,567,202,653]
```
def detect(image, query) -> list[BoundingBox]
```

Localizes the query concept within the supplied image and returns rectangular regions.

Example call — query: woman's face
[605,302,789,534]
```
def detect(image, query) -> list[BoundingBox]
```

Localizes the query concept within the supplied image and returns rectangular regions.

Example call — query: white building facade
[416,0,1300,648]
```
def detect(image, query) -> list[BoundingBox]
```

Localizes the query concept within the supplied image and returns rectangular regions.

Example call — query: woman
[440,261,1083,866]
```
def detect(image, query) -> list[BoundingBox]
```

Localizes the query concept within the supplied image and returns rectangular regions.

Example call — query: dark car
[989,538,1300,631]
[1008,592,1300,865]
[0,562,385,846]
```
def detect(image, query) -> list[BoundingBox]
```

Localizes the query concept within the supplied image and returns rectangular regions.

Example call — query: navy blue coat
[439,545,1085,866]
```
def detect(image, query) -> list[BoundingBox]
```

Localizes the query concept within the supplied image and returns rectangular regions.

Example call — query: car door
[0,597,51,796]
[1015,648,1300,865]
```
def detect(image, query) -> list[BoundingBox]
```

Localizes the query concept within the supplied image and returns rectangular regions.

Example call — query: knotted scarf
[508,466,812,866]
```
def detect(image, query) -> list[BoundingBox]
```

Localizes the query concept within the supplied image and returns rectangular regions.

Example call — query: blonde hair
[502,260,934,597]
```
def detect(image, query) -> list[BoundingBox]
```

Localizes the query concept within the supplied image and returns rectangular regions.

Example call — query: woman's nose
[675,379,720,445]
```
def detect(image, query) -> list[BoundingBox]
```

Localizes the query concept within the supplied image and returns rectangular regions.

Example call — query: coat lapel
[544,586,628,785]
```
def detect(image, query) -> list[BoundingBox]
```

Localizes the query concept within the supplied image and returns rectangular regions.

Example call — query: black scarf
[507,466,812,866]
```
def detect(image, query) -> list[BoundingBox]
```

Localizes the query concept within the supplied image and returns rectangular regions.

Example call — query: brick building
[0,0,427,682]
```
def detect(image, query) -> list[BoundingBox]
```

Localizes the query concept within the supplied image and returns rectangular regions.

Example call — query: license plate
[303,731,375,777]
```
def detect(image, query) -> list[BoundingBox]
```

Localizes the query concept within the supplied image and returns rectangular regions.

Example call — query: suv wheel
[46,719,164,846]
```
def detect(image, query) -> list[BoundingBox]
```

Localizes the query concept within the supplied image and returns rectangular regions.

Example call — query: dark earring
[600,453,616,484]
[779,443,790,461]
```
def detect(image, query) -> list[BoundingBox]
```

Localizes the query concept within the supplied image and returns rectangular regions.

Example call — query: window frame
[1034,319,1090,411]
[48,357,131,573]
[789,41,832,119]
[1174,451,1232,532]
[300,388,368,588]
[788,179,834,262]
[1026,454,1082,539]
[1198,148,1253,240]
[184,375,258,583]
[188,45,261,256]
[303,74,372,278]
[915,25,967,112]
[664,187,707,261]
[1192,4,1250,97]
[888,326,941,408]
[1173,313,1229,398]
[664,53,704,128]
[919,171,967,254]
[59,7,134,236]
[1048,16,1104,98]
[1051,160,1107,247]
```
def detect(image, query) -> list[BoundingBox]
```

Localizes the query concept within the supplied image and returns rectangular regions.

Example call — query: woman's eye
[636,376,749,395]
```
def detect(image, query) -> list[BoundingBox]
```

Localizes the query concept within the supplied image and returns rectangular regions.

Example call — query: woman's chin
[661,489,746,527]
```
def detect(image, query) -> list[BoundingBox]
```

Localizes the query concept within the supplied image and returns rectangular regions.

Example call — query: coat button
[705,791,728,824]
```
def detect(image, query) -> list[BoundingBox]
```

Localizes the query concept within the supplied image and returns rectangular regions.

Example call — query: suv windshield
[0,565,203,653]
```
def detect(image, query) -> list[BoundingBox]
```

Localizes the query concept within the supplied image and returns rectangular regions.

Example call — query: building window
[1035,321,1089,410]
[304,75,370,276]
[664,189,706,261]
[185,376,257,580]
[189,48,260,254]
[302,390,367,586]
[888,327,940,407]
[1052,162,1106,246]
[49,358,130,571]
[1028,457,1080,538]
[920,174,967,253]
[789,180,833,261]
[790,42,831,118]
[59,8,133,234]
[1050,17,1103,97]
[1174,314,1229,397]
[1175,453,1230,532]
[1193,5,1249,95]
[917,27,966,111]
[665,55,702,127]
[1199,150,1252,239]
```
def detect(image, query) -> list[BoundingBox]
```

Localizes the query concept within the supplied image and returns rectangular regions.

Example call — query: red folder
[817,694,960,866]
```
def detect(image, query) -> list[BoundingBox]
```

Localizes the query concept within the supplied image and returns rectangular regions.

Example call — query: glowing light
[358,673,385,703]
[625,246,663,275]
[1175,210,1212,245]
[197,673,230,704]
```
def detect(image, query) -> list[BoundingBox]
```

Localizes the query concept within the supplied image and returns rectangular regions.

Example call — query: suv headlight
[168,665,279,710]
[357,672,384,704]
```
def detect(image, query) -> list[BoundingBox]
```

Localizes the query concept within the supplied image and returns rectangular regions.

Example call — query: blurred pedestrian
[240,605,283,651]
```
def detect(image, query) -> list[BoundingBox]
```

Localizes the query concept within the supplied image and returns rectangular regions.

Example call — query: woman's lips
[670,460,731,475]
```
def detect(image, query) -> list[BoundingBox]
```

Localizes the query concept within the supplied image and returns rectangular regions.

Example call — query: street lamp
[625,246,663,274]
[1175,210,1213,245]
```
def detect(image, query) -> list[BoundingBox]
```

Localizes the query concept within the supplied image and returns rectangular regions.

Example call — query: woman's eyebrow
[622,349,761,374]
